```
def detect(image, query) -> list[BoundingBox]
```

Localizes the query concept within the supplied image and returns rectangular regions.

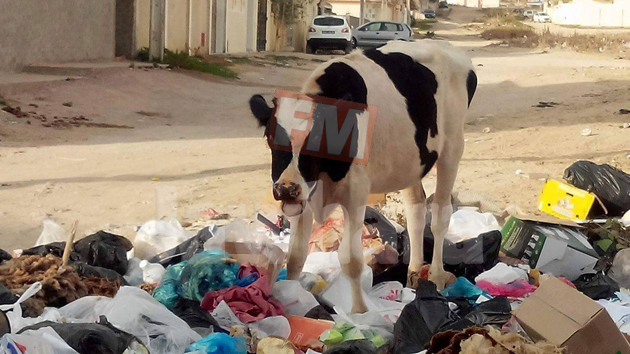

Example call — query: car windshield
[314,17,345,26]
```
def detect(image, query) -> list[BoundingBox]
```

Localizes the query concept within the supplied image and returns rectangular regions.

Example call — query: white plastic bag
[124,257,144,286]
[0,283,62,334]
[446,209,500,243]
[249,316,291,339]
[134,219,194,260]
[272,280,319,317]
[368,281,403,302]
[474,263,529,285]
[58,286,200,354]
[34,220,67,247]
[10,327,79,354]
[609,248,630,289]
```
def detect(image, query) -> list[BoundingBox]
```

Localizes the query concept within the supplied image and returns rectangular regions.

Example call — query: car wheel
[306,44,315,54]
[351,37,357,49]
[344,41,352,54]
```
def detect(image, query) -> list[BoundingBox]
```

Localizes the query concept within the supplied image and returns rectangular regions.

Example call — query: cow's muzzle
[273,181,305,217]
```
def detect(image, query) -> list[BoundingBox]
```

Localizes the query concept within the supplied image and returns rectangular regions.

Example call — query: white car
[307,15,352,54]
[534,12,551,23]
[523,10,535,19]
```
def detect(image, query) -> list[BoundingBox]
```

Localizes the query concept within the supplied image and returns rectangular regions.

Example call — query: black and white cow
[250,39,477,314]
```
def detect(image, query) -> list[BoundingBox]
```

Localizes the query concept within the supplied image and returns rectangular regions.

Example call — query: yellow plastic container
[538,179,596,221]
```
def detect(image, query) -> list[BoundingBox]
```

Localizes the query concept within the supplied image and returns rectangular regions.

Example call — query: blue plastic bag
[440,277,490,304]
[185,333,246,354]
[179,251,240,302]
[153,261,188,310]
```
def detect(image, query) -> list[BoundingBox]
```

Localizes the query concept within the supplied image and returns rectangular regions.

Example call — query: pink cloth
[476,279,538,298]
[201,273,284,324]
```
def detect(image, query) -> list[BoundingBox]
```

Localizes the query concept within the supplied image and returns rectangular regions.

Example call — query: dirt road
[1,7,630,249]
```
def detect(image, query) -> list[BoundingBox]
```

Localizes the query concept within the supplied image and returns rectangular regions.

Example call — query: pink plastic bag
[476,279,537,298]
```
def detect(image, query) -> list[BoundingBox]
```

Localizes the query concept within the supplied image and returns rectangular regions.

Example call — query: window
[313,17,345,26]
[396,24,404,31]
[363,22,381,31]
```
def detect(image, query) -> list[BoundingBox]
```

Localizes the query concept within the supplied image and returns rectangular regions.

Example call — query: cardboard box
[538,179,596,221]
[501,216,599,280]
[514,277,630,354]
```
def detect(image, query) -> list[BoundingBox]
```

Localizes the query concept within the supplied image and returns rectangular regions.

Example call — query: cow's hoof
[406,265,429,289]
[428,268,456,291]
[350,303,369,314]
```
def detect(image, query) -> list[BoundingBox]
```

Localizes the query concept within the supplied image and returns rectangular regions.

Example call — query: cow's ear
[249,95,272,127]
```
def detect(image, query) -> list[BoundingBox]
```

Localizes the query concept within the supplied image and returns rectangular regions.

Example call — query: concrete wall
[550,0,630,27]
[0,0,116,72]
[330,1,405,21]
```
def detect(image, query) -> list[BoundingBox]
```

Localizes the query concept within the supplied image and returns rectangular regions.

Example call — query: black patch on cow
[249,94,273,127]
[466,70,477,107]
[269,125,294,182]
[363,48,439,178]
[296,62,368,183]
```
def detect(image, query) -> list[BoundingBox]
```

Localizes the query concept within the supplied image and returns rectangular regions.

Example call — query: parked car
[512,8,524,14]
[351,21,413,48]
[523,10,535,19]
[306,15,352,54]
[423,9,436,19]
[533,12,551,23]
[439,1,448,8]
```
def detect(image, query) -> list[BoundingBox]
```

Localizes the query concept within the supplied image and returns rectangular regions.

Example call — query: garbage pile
[4,159,630,353]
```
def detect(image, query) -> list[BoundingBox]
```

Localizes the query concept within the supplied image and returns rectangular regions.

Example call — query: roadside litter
[4,166,630,353]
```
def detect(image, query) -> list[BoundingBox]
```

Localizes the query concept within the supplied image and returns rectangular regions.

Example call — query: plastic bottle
[140,260,166,284]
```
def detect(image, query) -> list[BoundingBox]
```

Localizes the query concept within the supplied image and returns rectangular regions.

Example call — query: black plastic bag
[459,296,512,327]
[305,305,334,321]
[73,231,133,276]
[393,280,473,354]
[573,272,620,300]
[324,339,379,354]
[149,226,214,267]
[564,161,630,216]
[73,262,128,285]
[172,298,226,333]
[0,283,18,306]
[373,231,501,286]
[0,249,11,264]
[22,242,74,259]
[19,316,146,354]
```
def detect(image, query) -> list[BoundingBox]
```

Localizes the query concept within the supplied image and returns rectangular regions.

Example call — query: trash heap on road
[4,160,630,353]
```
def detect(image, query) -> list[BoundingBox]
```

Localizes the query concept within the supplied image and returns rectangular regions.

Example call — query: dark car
[439,1,448,8]
[423,9,436,18]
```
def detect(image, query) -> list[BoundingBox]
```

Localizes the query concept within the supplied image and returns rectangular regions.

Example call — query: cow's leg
[402,182,427,289]
[429,144,464,290]
[286,207,313,280]
[339,181,369,314]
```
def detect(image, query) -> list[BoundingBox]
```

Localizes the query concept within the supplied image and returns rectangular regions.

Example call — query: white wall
[550,0,630,27]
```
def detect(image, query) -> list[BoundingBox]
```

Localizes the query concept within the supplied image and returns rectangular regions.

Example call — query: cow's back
[301,40,475,193]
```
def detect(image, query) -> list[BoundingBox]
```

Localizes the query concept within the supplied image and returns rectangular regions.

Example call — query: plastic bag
[18,316,147,354]
[393,280,472,354]
[564,160,630,216]
[610,248,630,289]
[185,333,246,354]
[134,219,194,260]
[149,226,215,267]
[10,326,79,354]
[124,258,144,286]
[445,209,500,243]
[460,296,512,327]
[573,272,620,300]
[73,231,133,275]
[323,339,379,354]
[272,280,319,317]
[58,286,201,354]
[35,220,68,247]
[476,279,537,298]
[474,263,529,285]
[153,260,188,310]
[172,298,225,334]
[179,250,240,302]
[0,283,62,334]
[439,277,487,304]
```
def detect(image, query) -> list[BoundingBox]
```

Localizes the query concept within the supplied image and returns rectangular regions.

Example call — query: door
[357,22,382,46]
[115,0,135,58]
[256,0,267,51]
[377,22,399,44]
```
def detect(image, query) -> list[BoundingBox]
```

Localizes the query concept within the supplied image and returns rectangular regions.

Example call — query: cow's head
[249,94,318,217]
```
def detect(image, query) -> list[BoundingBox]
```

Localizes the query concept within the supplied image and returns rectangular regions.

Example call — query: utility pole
[150,0,166,61]
[360,0,365,25]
